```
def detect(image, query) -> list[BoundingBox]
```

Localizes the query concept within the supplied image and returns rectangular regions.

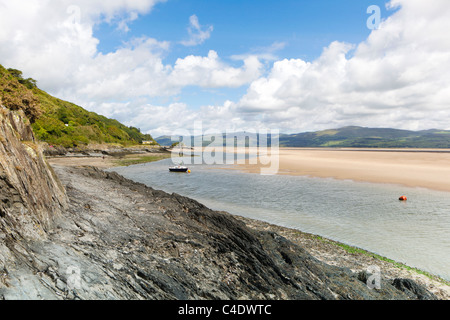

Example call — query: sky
[0,0,449,137]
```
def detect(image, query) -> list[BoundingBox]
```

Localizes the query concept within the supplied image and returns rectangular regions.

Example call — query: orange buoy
[399,196,407,201]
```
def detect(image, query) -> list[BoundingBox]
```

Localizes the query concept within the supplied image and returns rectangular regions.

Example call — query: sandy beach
[235,148,450,193]
[46,152,171,169]
[50,147,450,192]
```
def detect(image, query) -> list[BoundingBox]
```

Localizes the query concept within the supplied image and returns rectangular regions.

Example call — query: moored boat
[169,165,189,172]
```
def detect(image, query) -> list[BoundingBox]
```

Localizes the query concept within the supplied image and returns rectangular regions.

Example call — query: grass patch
[320,140,346,147]
[316,129,339,137]
[313,235,450,285]
[113,154,171,167]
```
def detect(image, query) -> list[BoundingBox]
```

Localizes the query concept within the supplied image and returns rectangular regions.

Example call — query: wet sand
[48,148,450,192]
[236,148,450,193]
[46,152,171,169]
[47,156,114,168]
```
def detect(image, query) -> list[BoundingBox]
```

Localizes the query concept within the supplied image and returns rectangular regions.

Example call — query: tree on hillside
[7,68,23,79]
[7,68,38,89]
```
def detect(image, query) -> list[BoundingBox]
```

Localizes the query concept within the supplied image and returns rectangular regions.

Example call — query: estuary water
[110,156,450,281]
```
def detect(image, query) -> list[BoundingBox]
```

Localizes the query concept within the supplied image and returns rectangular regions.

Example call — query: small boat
[169,165,189,173]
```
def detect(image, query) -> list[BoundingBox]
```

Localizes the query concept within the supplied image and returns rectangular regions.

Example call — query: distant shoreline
[281,147,450,153]
[44,149,450,299]
[48,146,450,193]
[46,149,171,169]
[233,147,450,193]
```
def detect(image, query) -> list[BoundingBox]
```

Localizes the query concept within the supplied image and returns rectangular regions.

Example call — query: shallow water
[110,156,450,281]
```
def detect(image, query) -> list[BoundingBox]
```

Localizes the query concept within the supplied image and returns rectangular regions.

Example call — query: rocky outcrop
[0,105,68,296]
[0,161,438,300]
[0,105,68,293]
[41,143,170,158]
[0,106,67,240]
[0,102,440,301]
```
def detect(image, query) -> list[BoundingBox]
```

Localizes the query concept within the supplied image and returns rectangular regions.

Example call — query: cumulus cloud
[170,50,263,88]
[1,0,449,137]
[230,0,450,132]
[97,0,450,136]
[0,0,260,116]
[0,0,164,93]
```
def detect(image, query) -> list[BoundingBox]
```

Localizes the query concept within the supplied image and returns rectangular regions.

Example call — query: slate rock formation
[0,106,67,240]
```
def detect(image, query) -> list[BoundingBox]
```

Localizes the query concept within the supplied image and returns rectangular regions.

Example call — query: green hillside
[279,126,450,148]
[0,64,156,148]
[0,65,41,122]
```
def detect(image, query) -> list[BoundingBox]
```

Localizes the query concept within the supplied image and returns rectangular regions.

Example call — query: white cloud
[0,0,260,115]
[138,0,450,135]
[0,0,164,93]
[230,0,450,132]
[1,0,450,137]
[91,101,198,138]
[180,14,213,46]
[169,50,263,89]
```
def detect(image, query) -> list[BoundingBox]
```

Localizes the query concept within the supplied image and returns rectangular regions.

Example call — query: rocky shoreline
[44,143,173,169]
[42,142,170,157]
[234,216,450,300]
[1,74,448,301]
[2,161,448,299]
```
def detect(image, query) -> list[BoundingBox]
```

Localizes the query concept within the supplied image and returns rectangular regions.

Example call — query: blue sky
[1,0,449,137]
[95,0,392,63]
[91,0,395,117]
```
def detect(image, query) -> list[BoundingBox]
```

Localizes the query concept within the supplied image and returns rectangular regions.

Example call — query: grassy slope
[1,64,156,148]
[31,89,156,148]
[0,64,41,122]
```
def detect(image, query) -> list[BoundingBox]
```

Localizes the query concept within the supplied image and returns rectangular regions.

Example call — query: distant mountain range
[156,126,450,148]
[278,126,450,148]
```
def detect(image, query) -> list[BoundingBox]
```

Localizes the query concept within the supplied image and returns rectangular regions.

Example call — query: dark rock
[42,144,67,156]
[0,107,67,240]
[392,278,437,300]
[0,109,440,300]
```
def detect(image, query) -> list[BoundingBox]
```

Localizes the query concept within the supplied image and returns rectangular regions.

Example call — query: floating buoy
[187,170,191,173]
[399,196,407,201]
